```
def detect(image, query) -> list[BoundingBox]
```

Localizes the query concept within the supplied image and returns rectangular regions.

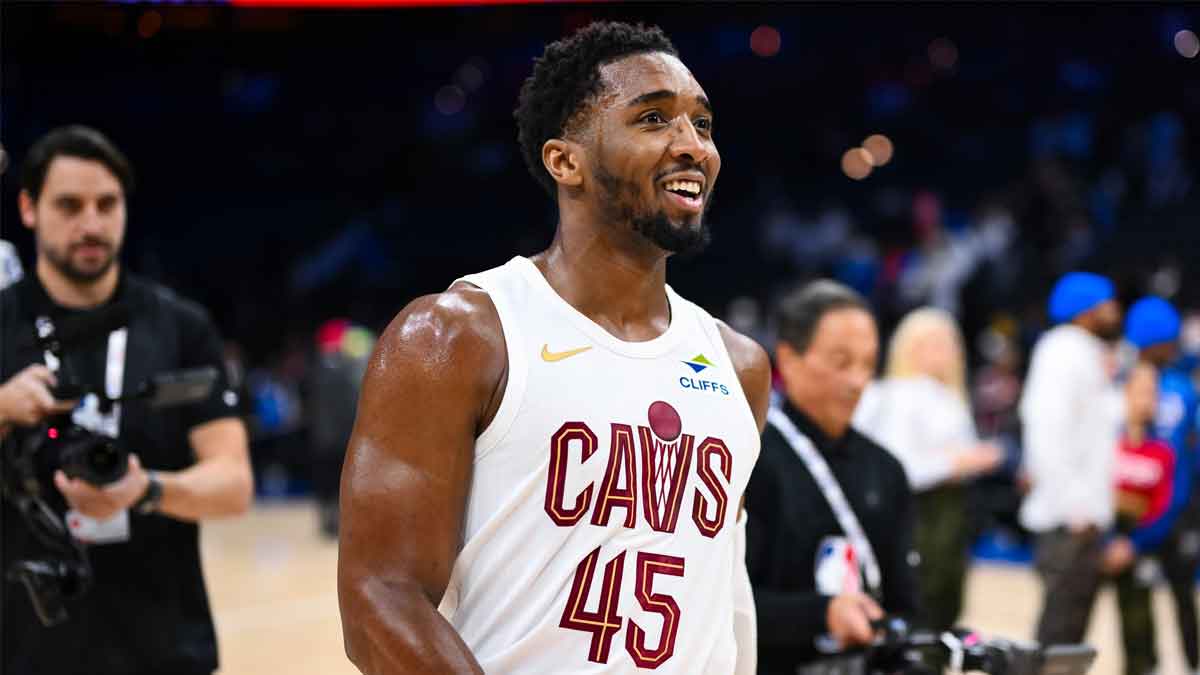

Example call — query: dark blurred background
[3,2,1198,503]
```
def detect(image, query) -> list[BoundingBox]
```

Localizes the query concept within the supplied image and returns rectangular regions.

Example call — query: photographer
[0,126,252,675]
[746,281,918,674]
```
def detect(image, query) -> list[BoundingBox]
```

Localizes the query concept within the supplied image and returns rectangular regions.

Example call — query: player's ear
[542,139,584,189]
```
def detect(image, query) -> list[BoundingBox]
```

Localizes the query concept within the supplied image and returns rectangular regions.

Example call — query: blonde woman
[853,307,1003,630]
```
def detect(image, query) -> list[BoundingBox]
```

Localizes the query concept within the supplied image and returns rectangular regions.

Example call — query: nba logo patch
[814,536,862,596]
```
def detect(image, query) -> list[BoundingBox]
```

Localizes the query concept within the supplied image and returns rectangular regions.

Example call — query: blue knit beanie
[1125,296,1181,349]
[1048,272,1115,323]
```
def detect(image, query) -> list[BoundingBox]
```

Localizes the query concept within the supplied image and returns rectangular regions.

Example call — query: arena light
[862,134,894,167]
[456,60,488,92]
[750,25,782,58]
[928,37,958,71]
[841,148,873,181]
[435,85,466,115]
[229,0,560,6]
[138,10,163,38]
[1176,29,1200,59]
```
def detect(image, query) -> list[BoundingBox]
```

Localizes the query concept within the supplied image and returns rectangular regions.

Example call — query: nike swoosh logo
[541,344,592,362]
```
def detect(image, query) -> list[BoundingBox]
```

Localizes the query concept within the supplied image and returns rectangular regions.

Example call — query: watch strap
[135,470,163,515]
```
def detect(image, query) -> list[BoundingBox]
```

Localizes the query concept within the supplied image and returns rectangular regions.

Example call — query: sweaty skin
[337,51,770,674]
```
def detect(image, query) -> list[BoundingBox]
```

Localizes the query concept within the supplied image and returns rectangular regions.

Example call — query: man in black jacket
[746,280,918,674]
[0,126,252,675]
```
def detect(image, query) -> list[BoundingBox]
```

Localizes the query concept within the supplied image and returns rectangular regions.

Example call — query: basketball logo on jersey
[543,400,733,538]
[641,401,693,532]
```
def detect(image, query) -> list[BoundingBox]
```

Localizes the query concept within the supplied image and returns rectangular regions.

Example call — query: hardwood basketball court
[203,502,1191,675]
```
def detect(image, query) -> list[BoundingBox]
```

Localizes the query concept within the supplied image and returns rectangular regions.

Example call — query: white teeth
[664,179,701,196]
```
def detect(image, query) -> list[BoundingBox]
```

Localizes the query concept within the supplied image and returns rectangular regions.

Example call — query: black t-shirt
[1,273,240,675]
[745,401,918,674]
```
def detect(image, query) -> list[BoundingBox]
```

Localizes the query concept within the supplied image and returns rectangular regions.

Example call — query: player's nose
[668,115,709,165]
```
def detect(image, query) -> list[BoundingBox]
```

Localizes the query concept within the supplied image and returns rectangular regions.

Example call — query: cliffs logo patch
[683,354,715,373]
[679,354,729,396]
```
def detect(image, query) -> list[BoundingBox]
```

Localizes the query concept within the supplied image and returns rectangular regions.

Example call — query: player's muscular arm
[338,284,505,675]
[718,321,771,434]
[718,321,771,675]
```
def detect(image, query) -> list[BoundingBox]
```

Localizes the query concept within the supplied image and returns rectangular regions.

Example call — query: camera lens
[58,428,129,485]
[87,441,122,480]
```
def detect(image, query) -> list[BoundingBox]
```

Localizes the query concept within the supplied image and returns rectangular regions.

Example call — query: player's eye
[694,117,713,132]
[640,111,666,125]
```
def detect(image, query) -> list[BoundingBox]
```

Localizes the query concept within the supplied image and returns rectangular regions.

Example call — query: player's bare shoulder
[364,281,508,435]
[715,320,771,432]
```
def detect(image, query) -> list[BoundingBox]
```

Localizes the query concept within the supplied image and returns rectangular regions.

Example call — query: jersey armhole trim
[693,300,759,444]
[455,272,527,461]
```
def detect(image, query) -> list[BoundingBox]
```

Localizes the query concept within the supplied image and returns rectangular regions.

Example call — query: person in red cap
[308,319,375,538]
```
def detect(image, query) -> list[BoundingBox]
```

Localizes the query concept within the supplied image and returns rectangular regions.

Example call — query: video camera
[2,304,219,626]
[808,616,1096,675]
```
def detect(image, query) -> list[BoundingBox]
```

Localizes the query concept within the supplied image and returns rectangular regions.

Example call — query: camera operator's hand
[54,454,151,521]
[827,592,884,648]
[0,364,77,427]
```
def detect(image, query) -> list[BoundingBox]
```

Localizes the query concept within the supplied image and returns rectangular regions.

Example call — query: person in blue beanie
[1125,296,1200,674]
[1020,271,1124,647]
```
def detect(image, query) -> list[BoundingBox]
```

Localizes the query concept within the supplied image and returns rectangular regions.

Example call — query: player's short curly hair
[514,21,678,198]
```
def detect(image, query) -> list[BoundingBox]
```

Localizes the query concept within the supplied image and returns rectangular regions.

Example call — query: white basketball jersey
[437,256,760,673]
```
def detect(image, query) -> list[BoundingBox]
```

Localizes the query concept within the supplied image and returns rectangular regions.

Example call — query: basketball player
[337,21,771,674]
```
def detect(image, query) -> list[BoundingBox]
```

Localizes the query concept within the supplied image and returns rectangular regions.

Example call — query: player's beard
[594,163,712,257]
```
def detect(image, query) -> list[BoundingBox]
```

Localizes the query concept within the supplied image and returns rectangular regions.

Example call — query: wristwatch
[135,470,163,515]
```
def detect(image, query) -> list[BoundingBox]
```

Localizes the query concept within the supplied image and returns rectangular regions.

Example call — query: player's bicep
[339,293,500,604]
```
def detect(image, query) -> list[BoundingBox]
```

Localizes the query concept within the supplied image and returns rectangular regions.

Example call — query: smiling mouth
[660,178,705,213]
[663,178,702,198]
